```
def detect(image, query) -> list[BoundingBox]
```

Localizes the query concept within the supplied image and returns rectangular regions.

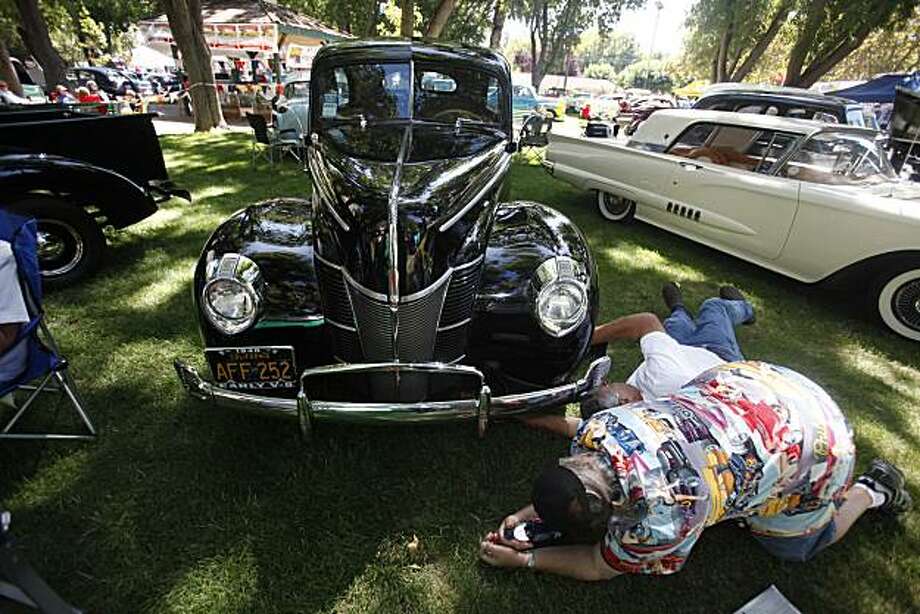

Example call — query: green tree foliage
[617,56,689,92]
[682,0,794,83]
[783,0,918,86]
[683,0,920,87]
[511,0,645,89]
[825,6,920,79]
[279,0,491,42]
[575,29,638,73]
[583,62,615,80]
[280,0,384,37]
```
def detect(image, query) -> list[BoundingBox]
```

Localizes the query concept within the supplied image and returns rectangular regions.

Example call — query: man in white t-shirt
[590,282,754,403]
[524,284,754,435]
[0,239,30,394]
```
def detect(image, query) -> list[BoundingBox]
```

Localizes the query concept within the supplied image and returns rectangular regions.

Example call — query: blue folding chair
[0,211,95,441]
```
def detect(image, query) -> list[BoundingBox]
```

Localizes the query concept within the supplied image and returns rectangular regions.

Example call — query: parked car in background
[624,97,674,135]
[512,83,564,122]
[694,85,879,129]
[273,77,309,139]
[0,107,189,287]
[174,39,608,434]
[545,109,920,341]
[10,57,46,101]
[69,67,154,97]
[567,91,592,114]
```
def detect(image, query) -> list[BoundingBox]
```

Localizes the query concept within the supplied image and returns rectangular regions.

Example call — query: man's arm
[479,540,619,581]
[591,312,664,346]
[519,414,580,438]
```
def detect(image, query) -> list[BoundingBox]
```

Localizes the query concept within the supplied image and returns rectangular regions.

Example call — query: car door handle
[679,161,702,171]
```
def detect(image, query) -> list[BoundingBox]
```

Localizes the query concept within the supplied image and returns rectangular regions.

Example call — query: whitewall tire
[596,191,636,223]
[877,268,920,341]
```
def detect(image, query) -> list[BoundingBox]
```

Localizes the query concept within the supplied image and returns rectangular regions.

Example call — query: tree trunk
[0,38,23,96]
[714,0,735,82]
[784,0,828,86]
[401,0,414,37]
[529,1,543,89]
[366,0,380,37]
[489,0,506,49]
[14,0,68,90]
[729,0,793,82]
[425,0,457,38]
[161,0,224,131]
[794,21,878,88]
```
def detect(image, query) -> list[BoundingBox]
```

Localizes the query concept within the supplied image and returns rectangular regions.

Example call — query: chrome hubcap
[602,193,629,216]
[892,278,920,331]
[35,220,84,277]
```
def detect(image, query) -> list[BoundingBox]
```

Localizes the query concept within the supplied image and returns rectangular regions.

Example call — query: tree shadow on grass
[1,157,917,613]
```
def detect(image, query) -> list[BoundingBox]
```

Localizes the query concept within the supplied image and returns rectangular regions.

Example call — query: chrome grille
[440,258,482,325]
[435,322,469,363]
[316,254,482,363]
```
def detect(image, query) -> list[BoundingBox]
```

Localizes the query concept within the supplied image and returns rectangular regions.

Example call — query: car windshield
[313,62,504,126]
[845,107,880,130]
[779,131,897,185]
[285,81,310,99]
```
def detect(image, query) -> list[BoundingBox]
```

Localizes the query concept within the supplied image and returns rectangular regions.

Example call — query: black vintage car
[0,108,188,287]
[174,40,609,434]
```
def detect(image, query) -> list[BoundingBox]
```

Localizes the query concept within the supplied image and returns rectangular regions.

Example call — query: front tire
[596,191,636,222]
[7,197,106,289]
[877,267,920,341]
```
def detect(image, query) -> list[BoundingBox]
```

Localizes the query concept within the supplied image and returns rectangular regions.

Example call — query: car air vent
[666,202,702,222]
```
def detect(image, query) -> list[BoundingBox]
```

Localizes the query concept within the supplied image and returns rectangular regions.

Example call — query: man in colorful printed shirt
[481,362,911,580]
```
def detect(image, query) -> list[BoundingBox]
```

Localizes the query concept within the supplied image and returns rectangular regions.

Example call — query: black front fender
[0,154,157,228]
[194,197,324,348]
[469,200,599,389]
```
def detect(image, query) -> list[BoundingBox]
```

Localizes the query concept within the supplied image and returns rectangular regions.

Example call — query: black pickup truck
[0,107,189,287]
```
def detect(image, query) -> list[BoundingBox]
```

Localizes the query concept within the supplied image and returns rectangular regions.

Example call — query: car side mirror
[505,141,518,154]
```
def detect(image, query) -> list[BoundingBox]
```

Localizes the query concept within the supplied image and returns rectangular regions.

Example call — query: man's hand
[480,538,529,568]
[493,514,531,551]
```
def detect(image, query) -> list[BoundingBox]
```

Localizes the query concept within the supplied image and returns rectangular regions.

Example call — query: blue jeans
[663,298,753,362]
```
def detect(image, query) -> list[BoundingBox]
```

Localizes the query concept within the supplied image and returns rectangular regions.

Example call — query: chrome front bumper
[173,356,610,438]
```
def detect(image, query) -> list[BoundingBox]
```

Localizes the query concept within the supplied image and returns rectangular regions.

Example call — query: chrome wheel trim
[878,269,920,341]
[597,191,633,221]
[36,219,85,277]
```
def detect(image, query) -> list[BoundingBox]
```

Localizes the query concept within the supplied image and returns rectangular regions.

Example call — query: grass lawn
[1,132,918,613]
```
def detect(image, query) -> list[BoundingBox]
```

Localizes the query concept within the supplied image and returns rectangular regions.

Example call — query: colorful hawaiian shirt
[571,361,855,575]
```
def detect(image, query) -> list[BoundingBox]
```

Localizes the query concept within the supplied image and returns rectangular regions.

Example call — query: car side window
[745,132,800,174]
[735,104,764,114]
[667,123,715,155]
[668,122,764,172]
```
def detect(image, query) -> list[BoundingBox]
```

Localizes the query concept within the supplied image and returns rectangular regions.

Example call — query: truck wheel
[596,191,635,222]
[8,197,106,289]
[876,266,920,341]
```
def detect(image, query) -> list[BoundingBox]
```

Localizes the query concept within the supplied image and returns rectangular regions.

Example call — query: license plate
[206,346,297,390]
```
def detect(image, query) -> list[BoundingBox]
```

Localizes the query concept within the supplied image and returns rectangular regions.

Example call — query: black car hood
[309,125,510,297]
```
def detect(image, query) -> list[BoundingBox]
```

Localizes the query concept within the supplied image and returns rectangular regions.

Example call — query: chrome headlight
[201,253,262,335]
[532,256,588,337]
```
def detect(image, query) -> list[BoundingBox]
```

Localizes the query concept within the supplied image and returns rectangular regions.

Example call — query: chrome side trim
[439,153,511,232]
[437,318,471,332]
[388,126,412,360]
[308,155,351,232]
[173,356,611,426]
[324,318,357,332]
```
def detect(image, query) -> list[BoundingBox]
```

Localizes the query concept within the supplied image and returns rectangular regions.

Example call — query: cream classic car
[544,109,920,341]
